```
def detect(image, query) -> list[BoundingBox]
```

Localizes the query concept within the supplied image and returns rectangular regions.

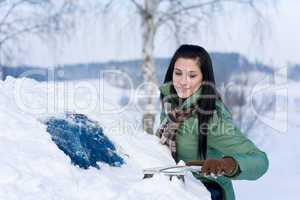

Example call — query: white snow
[0,77,211,200]
[233,79,300,200]
[1,76,299,199]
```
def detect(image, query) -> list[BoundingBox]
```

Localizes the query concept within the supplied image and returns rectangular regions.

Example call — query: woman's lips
[178,88,190,92]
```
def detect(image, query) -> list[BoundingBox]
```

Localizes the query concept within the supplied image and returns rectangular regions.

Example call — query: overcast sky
[15,0,300,68]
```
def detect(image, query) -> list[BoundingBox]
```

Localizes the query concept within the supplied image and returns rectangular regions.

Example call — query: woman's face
[172,57,203,98]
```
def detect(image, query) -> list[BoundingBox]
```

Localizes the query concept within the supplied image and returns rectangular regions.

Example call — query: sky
[12,0,300,68]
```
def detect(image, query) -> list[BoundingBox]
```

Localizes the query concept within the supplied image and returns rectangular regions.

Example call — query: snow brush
[142,163,202,182]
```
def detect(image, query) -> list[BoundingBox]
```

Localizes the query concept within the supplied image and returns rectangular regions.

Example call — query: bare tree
[0,0,77,79]
[103,0,275,134]
[0,65,3,80]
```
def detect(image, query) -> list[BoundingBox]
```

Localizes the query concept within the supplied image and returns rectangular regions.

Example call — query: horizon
[2,51,274,69]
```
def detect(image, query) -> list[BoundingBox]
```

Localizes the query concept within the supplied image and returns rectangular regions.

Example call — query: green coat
[159,82,269,200]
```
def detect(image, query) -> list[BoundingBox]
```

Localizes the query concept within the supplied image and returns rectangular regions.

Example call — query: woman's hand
[186,157,237,177]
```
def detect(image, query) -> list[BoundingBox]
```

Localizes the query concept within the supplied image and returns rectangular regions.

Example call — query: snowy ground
[0,77,210,200]
[233,80,300,200]
[0,76,299,199]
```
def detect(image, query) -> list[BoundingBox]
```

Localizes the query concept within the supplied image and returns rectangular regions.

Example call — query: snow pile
[0,77,211,200]
[118,173,210,200]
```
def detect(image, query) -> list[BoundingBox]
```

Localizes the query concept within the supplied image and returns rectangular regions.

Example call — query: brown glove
[186,157,237,176]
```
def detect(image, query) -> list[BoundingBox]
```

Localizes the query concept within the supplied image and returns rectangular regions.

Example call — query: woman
[156,44,268,200]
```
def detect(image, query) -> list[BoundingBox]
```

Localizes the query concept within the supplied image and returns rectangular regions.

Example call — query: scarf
[156,101,196,160]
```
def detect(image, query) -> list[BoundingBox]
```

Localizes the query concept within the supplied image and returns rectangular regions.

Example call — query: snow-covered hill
[0,77,211,200]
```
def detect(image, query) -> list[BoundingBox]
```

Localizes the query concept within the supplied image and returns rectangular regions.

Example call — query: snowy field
[234,79,300,200]
[0,76,299,199]
[0,77,211,200]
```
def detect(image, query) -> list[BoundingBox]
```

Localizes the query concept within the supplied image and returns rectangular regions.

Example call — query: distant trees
[0,0,77,79]
[223,69,274,135]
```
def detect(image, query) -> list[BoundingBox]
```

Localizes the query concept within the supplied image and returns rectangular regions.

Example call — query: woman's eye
[190,75,197,78]
[175,72,182,76]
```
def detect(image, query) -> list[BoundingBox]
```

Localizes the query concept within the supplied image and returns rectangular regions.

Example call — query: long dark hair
[162,44,221,160]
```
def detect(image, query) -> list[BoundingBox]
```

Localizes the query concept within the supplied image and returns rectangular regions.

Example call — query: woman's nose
[179,75,188,86]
